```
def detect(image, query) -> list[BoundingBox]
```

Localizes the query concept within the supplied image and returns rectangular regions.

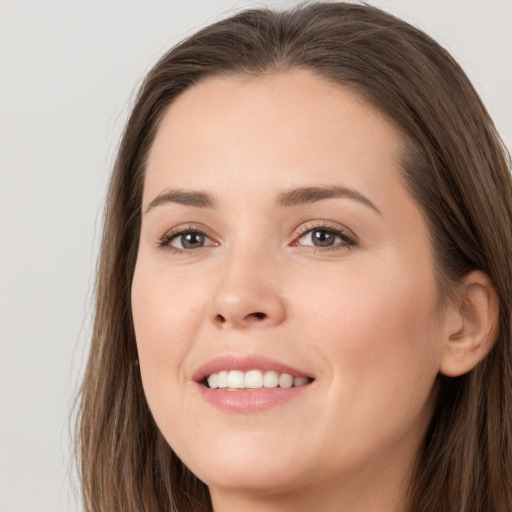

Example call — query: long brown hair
[76,3,512,511]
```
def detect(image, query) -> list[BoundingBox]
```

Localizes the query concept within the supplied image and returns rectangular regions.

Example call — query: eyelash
[293,222,358,251]
[158,222,358,254]
[158,224,215,254]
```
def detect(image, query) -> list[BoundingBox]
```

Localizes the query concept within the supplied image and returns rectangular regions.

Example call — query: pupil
[182,232,204,248]
[313,230,334,247]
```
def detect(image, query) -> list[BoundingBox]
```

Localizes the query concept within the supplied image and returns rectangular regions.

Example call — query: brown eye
[161,229,216,251]
[176,232,206,249]
[295,226,357,250]
[298,229,341,247]
[310,230,337,247]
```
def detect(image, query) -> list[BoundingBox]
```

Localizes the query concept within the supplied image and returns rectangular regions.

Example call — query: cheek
[297,263,442,406]
[290,264,443,466]
[131,263,205,410]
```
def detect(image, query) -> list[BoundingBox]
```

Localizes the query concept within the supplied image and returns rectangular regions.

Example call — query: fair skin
[131,70,498,512]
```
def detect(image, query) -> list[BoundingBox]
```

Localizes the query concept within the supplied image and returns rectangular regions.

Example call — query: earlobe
[440,270,500,377]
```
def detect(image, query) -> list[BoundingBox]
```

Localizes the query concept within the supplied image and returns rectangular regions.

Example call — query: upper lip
[192,354,314,382]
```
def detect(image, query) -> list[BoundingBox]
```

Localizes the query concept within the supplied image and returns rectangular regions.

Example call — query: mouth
[193,355,315,411]
[203,370,312,390]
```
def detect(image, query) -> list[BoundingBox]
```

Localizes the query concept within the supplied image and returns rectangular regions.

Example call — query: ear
[440,270,500,377]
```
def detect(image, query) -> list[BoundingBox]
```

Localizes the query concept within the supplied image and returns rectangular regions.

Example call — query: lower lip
[196,383,312,412]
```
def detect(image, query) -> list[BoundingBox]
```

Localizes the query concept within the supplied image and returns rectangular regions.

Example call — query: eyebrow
[276,186,382,215]
[145,185,381,215]
[145,189,215,213]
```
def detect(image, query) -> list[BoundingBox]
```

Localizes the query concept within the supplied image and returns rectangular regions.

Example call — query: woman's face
[132,70,449,506]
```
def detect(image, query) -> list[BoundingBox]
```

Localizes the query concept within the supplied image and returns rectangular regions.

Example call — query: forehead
[144,70,408,210]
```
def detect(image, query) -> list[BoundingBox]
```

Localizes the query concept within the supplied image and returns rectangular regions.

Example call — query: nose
[208,250,286,329]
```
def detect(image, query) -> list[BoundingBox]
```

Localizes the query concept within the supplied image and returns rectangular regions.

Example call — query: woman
[76,2,512,511]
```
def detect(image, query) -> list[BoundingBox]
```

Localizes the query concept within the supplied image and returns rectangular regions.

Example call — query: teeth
[263,370,278,388]
[208,373,219,389]
[293,376,309,387]
[217,371,228,389]
[245,369,263,388]
[206,369,311,390]
[278,373,293,388]
[227,370,245,389]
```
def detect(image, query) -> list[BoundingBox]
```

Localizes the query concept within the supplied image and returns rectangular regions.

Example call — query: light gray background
[1,1,511,511]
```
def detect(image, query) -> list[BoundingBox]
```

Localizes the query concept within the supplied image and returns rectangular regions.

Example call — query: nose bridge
[209,240,286,329]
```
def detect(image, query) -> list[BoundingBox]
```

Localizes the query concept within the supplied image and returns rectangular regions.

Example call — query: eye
[300,229,339,247]
[172,232,208,249]
[159,227,217,252]
[294,224,357,250]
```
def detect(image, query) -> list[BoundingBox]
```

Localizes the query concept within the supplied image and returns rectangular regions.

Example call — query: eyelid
[156,220,358,254]
[158,223,218,253]
[292,220,359,250]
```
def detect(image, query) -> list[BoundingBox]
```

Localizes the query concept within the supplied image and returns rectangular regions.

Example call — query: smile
[194,355,315,411]
[206,369,312,390]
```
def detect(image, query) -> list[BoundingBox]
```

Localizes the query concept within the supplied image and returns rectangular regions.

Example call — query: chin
[197,458,302,496]
[176,436,307,494]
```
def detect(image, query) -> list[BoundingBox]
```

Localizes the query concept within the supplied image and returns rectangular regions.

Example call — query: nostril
[215,314,226,324]
[212,310,270,328]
